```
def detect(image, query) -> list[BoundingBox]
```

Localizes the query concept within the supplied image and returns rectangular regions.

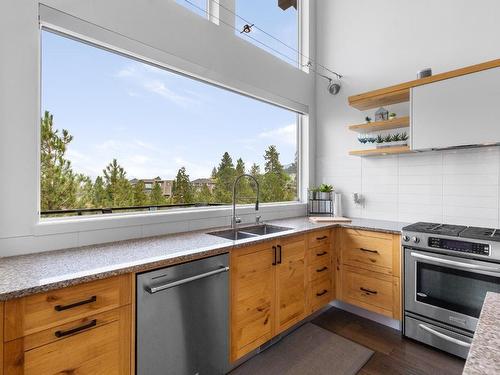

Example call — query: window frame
[37,24,306,224]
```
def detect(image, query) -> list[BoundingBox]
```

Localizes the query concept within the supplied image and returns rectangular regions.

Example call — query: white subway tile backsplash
[321,142,500,227]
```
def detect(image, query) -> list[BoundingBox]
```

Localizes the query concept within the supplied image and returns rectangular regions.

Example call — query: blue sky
[41,27,297,181]
[178,0,299,66]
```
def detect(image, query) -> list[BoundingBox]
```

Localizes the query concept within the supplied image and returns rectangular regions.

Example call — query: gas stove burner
[460,227,500,242]
[402,222,467,237]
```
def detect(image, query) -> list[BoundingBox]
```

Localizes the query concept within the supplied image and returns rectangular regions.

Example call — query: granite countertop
[0,216,406,301]
[463,292,500,375]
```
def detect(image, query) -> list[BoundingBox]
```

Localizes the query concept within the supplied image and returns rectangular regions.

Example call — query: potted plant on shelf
[389,112,397,120]
[365,116,372,123]
[375,134,385,148]
[309,185,334,200]
[309,186,321,200]
[318,184,334,199]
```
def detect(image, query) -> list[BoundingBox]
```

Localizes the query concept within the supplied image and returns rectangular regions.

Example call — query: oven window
[416,263,500,318]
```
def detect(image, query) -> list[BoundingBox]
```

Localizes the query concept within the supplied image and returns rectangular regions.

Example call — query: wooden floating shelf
[348,58,500,110]
[349,146,412,157]
[349,116,410,133]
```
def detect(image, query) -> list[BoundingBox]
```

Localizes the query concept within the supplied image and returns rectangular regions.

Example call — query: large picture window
[40,30,299,218]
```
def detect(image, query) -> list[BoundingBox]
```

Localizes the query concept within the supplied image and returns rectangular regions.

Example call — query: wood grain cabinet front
[3,275,132,375]
[230,232,327,362]
[4,275,131,341]
[275,236,307,334]
[339,229,401,319]
[230,240,276,362]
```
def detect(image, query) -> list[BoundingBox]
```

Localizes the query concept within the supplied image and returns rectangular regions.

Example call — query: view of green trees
[40,111,297,215]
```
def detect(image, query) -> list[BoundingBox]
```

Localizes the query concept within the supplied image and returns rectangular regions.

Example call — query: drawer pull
[54,295,97,311]
[316,251,328,257]
[316,235,328,240]
[316,266,328,273]
[359,248,379,254]
[360,287,378,295]
[55,319,97,338]
[316,289,328,296]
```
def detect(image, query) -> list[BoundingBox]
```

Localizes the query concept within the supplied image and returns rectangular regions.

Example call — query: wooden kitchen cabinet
[1,301,4,375]
[3,275,132,375]
[230,230,333,362]
[230,240,276,362]
[339,229,401,319]
[275,235,307,334]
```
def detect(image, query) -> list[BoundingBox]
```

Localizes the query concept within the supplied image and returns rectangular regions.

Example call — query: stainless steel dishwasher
[136,254,229,375]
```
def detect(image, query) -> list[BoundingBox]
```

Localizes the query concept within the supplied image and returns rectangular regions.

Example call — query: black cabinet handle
[316,236,328,240]
[316,251,328,257]
[360,287,378,295]
[272,246,277,266]
[55,319,97,338]
[54,295,97,311]
[359,248,379,254]
[316,266,328,273]
[316,289,328,296]
[277,245,282,264]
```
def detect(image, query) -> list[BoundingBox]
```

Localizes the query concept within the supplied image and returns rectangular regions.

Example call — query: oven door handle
[410,252,500,273]
[418,324,471,348]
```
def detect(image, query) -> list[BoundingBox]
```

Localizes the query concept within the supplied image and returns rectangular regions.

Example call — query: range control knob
[402,235,410,242]
[412,236,420,244]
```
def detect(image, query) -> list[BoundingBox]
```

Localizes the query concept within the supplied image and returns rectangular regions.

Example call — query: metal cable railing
[40,202,226,217]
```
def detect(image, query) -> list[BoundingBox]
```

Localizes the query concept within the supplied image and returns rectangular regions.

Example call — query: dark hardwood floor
[312,307,465,375]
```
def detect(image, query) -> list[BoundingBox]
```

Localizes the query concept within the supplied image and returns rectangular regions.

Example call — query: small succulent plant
[365,116,372,123]
[376,135,384,143]
[319,184,334,193]
[392,133,402,142]
[384,134,393,143]
[401,132,409,141]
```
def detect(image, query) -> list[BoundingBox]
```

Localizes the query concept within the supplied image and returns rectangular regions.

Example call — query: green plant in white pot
[318,184,334,199]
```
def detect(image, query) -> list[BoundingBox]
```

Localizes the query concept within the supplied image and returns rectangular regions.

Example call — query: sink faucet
[232,174,260,229]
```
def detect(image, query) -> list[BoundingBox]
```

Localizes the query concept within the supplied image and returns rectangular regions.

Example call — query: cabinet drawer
[5,306,130,375]
[308,230,331,249]
[5,274,131,340]
[341,266,394,316]
[342,229,395,275]
[309,257,332,282]
[310,244,331,264]
[310,275,332,311]
[4,305,131,375]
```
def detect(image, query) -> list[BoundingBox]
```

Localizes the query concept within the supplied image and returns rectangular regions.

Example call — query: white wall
[315,0,500,226]
[0,0,315,256]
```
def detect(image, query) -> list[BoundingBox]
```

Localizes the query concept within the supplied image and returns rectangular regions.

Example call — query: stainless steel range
[402,222,500,358]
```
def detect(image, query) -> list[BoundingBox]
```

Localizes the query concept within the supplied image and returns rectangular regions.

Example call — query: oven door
[405,248,500,332]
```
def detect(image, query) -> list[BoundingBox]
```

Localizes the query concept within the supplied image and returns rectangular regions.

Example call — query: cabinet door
[230,241,276,362]
[412,67,500,150]
[4,306,131,375]
[1,302,3,375]
[275,235,307,334]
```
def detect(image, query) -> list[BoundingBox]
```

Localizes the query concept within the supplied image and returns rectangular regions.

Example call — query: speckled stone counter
[0,216,405,301]
[463,292,500,375]
[341,217,407,234]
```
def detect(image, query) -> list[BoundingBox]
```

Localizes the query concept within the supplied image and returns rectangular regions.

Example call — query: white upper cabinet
[411,67,500,150]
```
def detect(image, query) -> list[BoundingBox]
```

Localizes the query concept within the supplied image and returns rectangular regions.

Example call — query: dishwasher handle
[146,266,230,294]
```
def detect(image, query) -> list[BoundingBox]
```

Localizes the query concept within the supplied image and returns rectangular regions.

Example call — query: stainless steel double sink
[207,224,292,241]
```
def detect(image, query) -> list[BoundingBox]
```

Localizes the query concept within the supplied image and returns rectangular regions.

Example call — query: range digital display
[428,237,490,255]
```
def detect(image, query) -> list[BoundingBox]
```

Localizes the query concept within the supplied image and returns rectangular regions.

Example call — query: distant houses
[130,176,215,198]
[191,178,216,193]
[130,177,173,198]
